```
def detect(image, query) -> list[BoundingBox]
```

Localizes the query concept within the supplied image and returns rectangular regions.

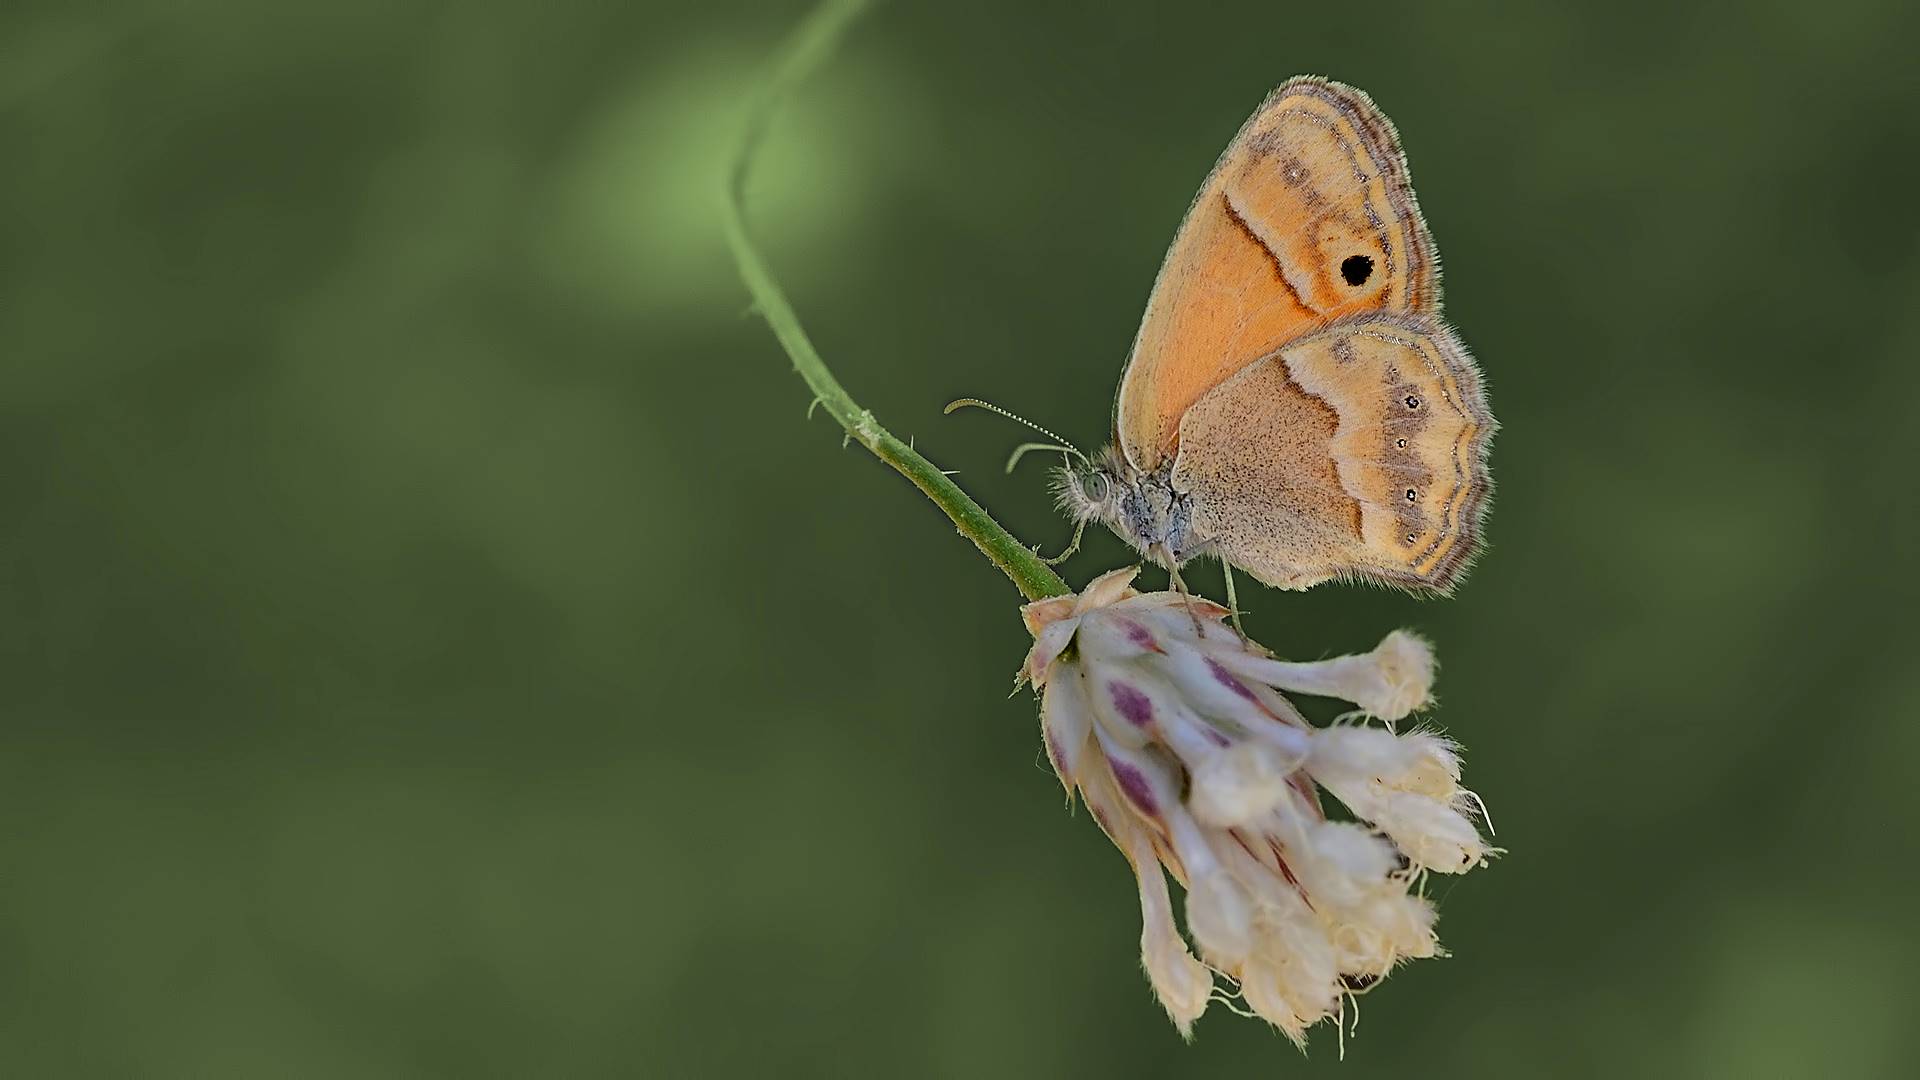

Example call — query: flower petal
[1073,566,1141,615]
[1040,669,1094,797]
[1210,630,1435,721]
[1126,832,1214,1037]
[1190,742,1304,828]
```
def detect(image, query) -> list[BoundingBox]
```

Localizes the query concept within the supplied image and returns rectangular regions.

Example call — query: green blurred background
[5,0,1918,1075]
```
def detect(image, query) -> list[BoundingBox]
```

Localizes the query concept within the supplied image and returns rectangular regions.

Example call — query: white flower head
[1022,568,1496,1043]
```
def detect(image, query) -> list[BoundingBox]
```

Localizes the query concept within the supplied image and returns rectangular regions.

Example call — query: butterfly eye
[1340,254,1374,286]
[1082,473,1111,502]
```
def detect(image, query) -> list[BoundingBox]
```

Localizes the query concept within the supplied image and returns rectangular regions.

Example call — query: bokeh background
[5,0,1918,1075]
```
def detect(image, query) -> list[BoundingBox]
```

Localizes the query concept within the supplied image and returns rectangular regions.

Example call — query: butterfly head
[1055,446,1203,568]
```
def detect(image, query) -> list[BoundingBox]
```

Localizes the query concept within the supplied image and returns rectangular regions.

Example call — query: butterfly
[1056,77,1495,600]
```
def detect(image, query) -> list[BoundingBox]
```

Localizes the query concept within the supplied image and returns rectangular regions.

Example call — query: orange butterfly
[1058,77,1495,598]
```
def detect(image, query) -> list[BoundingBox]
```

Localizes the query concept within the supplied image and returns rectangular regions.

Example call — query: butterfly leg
[1038,517,1087,566]
[1162,555,1206,637]
[1221,561,1247,639]
[1219,561,1271,655]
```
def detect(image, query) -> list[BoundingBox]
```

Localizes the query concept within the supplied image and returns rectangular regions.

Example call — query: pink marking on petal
[1267,837,1313,907]
[1207,657,1306,727]
[1114,617,1164,653]
[1108,682,1155,727]
[1205,657,1261,703]
[1288,774,1326,821]
[1110,759,1159,816]
[1228,829,1267,870]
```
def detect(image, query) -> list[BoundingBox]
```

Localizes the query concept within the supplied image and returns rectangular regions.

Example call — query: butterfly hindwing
[1171,313,1492,593]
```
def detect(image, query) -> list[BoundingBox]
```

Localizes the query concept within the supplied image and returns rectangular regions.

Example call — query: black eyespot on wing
[1405,489,1418,502]
[1395,438,1408,449]
[1404,395,1420,409]
[1340,254,1374,286]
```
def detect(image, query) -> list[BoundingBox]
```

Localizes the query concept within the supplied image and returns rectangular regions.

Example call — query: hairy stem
[722,0,1069,602]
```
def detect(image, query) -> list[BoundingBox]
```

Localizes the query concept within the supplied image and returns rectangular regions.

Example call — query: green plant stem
[722,0,1069,603]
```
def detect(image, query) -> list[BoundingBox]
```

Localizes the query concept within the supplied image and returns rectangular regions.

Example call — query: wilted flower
[1021,568,1494,1043]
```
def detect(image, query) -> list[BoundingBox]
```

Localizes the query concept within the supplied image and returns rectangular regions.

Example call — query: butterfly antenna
[944,398,1087,465]
[1004,441,1082,474]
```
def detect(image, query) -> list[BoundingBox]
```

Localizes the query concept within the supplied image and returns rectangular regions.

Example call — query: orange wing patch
[1115,77,1438,472]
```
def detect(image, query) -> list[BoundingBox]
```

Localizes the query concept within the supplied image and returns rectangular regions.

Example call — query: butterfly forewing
[1116,77,1440,473]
